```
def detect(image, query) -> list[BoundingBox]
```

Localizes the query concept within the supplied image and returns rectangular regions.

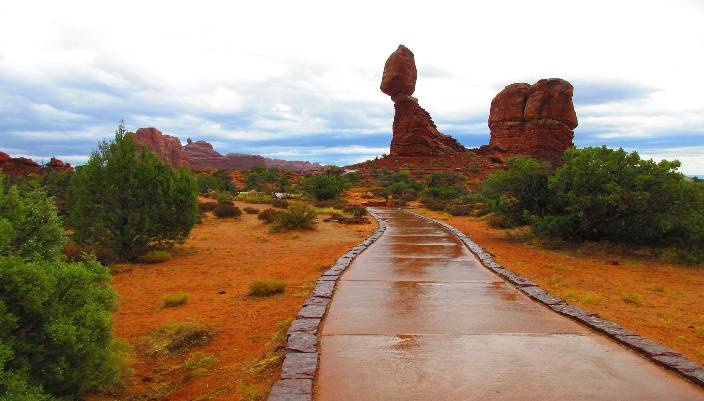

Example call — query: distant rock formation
[133,127,190,168]
[0,151,72,175]
[484,78,577,163]
[131,128,321,172]
[381,45,465,157]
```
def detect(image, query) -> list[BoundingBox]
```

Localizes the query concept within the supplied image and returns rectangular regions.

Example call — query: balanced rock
[381,45,465,157]
[487,78,577,163]
[132,127,189,168]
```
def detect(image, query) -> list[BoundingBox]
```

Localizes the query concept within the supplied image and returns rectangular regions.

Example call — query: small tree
[0,177,120,400]
[68,122,198,261]
[301,174,346,201]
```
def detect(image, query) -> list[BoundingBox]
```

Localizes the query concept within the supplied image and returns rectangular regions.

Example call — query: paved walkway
[316,208,704,400]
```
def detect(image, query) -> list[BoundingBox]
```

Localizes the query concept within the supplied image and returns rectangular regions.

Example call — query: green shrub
[216,193,232,203]
[343,206,367,217]
[139,250,171,264]
[243,207,260,214]
[198,201,218,212]
[68,122,198,261]
[271,199,289,209]
[234,192,274,204]
[271,204,317,232]
[313,199,348,209]
[162,293,189,308]
[248,279,286,296]
[448,205,473,216]
[196,170,236,194]
[301,174,347,201]
[245,166,290,193]
[538,147,704,246]
[144,321,213,356]
[213,203,242,218]
[426,172,466,189]
[258,208,281,223]
[0,178,123,400]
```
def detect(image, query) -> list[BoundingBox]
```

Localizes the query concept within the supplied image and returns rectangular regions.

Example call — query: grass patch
[144,321,214,356]
[243,207,260,214]
[140,250,171,264]
[649,284,666,293]
[561,290,601,305]
[622,292,644,305]
[314,207,347,216]
[183,351,218,379]
[235,192,274,204]
[248,280,286,297]
[162,293,189,308]
[548,275,566,287]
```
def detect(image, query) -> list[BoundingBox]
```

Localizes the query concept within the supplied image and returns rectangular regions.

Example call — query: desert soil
[420,209,704,365]
[88,200,375,401]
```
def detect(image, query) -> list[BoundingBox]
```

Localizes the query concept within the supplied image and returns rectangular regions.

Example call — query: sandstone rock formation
[132,127,190,168]
[131,128,321,172]
[0,151,72,175]
[381,45,465,157]
[486,78,577,163]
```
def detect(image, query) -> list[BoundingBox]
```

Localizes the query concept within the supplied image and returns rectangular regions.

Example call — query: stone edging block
[267,208,388,401]
[408,211,704,388]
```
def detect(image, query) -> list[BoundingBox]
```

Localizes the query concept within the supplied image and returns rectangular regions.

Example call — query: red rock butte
[485,79,578,163]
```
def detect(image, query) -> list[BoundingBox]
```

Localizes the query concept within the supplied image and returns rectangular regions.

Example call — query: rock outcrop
[486,78,577,163]
[0,151,72,175]
[381,45,465,157]
[130,128,321,172]
[132,127,190,168]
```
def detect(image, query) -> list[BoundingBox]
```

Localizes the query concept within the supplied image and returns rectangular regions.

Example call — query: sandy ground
[88,201,375,401]
[421,209,704,365]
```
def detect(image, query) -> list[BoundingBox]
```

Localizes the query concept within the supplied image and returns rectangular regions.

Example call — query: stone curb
[267,209,388,401]
[408,211,704,388]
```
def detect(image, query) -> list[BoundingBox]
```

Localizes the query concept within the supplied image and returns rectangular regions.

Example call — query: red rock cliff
[0,151,73,175]
[381,45,465,157]
[132,127,190,168]
[486,78,577,163]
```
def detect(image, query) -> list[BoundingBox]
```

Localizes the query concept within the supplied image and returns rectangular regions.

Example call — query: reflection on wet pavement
[316,208,704,401]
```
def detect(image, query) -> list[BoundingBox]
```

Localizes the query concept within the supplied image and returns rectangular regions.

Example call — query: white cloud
[0,0,702,167]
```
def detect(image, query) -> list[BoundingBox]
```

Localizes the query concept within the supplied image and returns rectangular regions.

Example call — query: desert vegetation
[68,123,199,262]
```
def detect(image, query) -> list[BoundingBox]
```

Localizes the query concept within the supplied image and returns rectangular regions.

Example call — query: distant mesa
[374,44,577,167]
[482,78,577,163]
[132,128,321,172]
[381,45,466,157]
[0,150,72,176]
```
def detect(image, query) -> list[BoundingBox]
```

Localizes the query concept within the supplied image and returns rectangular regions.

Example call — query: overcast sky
[1,0,703,174]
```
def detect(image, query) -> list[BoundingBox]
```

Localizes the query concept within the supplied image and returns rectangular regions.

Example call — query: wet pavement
[316,208,704,401]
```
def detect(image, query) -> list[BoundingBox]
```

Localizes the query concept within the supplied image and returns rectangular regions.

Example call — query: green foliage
[40,170,72,216]
[271,199,289,209]
[536,147,703,246]
[301,174,347,201]
[139,250,171,264]
[245,166,289,193]
[68,123,199,261]
[482,147,704,263]
[198,201,218,212]
[257,208,281,223]
[270,204,317,232]
[426,172,466,189]
[248,280,285,297]
[0,178,66,262]
[213,203,242,218]
[162,293,189,308]
[375,171,423,205]
[482,156,552,226]
[0,256,119,399]
[196,170,236,194]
